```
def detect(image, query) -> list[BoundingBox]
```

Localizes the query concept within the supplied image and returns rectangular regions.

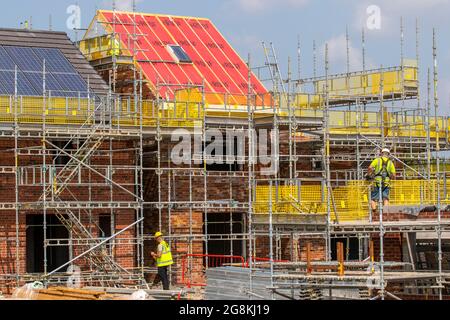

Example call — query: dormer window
[167,45,192,63]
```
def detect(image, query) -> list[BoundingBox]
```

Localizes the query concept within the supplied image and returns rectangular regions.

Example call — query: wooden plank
[28,287,117,300]
[337,242,345,276]
[47,287,107,296]
[306,242,312,274]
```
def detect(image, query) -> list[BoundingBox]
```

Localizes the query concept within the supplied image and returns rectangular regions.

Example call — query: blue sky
[3,0,450,113]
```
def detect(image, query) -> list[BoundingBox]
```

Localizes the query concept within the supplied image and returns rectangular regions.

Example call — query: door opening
[26,215,70,273]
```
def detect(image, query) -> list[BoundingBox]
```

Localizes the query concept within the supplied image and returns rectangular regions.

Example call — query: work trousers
[154,266,170,290]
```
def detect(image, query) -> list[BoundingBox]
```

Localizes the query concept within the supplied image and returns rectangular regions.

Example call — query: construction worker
[367,148,396,211]
[151,231,173,290]
[108,35,120,56]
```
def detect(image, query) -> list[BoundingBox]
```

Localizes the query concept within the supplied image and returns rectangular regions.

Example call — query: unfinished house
[78,10,450,300]
[80,10,271,286]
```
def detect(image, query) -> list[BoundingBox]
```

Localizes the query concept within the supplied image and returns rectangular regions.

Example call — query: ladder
[39,99,133,280]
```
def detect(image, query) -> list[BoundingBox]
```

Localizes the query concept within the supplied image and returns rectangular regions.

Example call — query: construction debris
[11,286,115,300]
[9,285,185,300]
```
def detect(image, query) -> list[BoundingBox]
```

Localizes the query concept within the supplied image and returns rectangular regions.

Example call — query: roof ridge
[97,9,210,21]
[0,27,67,35]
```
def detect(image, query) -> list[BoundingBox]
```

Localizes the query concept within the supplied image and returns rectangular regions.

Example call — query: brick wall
[372,210,450,222]
[0,213,25,294]
[371,234,403,262]
[141,136,331,286]
[370,210,450,265]
[0,138,137,294]
[143,208,204,285]
[143,137,251,285]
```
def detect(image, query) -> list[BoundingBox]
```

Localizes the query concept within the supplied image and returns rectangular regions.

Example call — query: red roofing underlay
[99,11,268,103]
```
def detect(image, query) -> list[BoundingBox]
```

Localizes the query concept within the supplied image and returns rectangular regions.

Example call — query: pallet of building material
[13,286,116,300]
[84,286,188,300]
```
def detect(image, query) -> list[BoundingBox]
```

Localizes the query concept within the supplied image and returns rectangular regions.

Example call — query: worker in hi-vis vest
[366,148,396,212]
[151,231,173,290]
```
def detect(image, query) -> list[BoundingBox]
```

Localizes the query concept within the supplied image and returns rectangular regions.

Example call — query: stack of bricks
[296,238,327,261]
[253,236,326,261]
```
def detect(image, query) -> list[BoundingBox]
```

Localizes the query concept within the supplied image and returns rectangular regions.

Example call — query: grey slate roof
[0,28,109,95]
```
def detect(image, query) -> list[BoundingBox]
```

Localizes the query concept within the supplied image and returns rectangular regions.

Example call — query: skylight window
[168,45,192,63]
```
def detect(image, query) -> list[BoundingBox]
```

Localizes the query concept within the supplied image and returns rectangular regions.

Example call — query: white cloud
[232,0,309,13]
[101,0,143,12]
[382,0,449,10]
[231,34,261,50]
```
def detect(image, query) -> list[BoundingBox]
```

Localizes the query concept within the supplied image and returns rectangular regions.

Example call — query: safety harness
[374,157,392,186]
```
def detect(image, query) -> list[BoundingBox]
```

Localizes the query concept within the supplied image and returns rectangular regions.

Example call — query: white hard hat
[381,148,390,154]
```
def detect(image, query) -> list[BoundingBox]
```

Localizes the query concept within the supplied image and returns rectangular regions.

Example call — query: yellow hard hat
[154,231,163,238]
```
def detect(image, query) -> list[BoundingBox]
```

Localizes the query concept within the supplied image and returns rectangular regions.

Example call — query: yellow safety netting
[314,66,418,97]
[254,179,450,222]
[0,96,204,128]
[79,34,133,62]
[254,183,368,222]
[0,96,93,125]
[1,94,448,137]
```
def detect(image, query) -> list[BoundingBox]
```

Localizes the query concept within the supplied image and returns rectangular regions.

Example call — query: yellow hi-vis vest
[156,240,173,267]
[108,38,120,56]
[370,157,396,187]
